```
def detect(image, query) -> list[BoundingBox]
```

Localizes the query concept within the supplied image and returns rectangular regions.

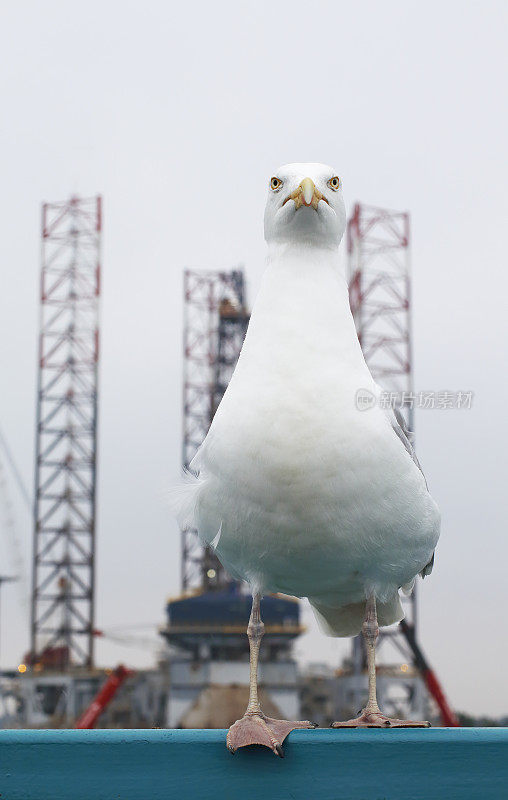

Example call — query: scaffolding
[30,195,101,670]
[348,203,413,418]
[181,269,248,592]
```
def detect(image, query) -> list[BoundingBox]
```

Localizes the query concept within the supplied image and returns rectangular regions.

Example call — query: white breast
[190,245,440,609]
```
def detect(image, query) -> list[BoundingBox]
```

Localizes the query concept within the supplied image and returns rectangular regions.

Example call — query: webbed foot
[227,712,316,756]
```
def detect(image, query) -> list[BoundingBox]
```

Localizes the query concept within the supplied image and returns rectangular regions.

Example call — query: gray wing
[386,405,435,578]
[388,405,427,486]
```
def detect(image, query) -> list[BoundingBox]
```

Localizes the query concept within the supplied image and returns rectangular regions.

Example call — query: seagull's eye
[327,176,340,191]
[270,177,283,191]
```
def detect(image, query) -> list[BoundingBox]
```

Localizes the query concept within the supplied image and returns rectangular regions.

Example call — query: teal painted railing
[1,728,507,800]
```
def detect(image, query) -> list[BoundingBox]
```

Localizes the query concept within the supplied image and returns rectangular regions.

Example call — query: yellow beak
[300,177,315,206]
[290,178,323,210]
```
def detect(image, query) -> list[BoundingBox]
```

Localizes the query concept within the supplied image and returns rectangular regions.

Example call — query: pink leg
[332,595,430,728]
[226,593,316,756]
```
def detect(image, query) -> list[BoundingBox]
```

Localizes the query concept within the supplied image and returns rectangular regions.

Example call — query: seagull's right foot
[331,708,430,728]
[227,712,316,756]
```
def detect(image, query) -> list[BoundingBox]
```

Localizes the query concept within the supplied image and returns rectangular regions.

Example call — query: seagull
[172,163,440,756]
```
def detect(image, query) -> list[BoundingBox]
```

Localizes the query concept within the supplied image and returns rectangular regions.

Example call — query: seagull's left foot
[227,712,316,756]
[332,708,430,728]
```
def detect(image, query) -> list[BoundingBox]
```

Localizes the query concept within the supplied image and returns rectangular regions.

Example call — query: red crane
[399,620,459,727]
[75,665,132,729]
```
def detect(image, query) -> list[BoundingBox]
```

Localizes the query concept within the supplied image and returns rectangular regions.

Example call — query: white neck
[238,241,371,383]
[266,239,344,268]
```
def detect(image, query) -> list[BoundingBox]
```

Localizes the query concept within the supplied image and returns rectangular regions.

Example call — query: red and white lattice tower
[347,203,427,717]
[348,203,413,425]
[30,196,101,670]
[181,268,248,593]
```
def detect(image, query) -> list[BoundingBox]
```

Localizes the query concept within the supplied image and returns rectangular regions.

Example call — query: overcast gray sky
[1,1,507,716]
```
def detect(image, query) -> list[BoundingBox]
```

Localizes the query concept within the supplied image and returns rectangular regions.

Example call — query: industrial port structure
[0,194,457,729]
[180,268,249,592]
[31,195,101,672]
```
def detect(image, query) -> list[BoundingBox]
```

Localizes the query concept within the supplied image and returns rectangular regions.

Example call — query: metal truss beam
[30,195,101,670]
[181,269,248,593]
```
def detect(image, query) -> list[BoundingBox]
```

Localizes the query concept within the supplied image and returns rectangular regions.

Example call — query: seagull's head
[264,162,346,248]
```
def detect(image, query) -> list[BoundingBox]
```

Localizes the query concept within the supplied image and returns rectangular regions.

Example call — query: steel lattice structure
[348,202,413,422]
[347,202,425,716]
[181,269,248,592]
[30,195,102,670]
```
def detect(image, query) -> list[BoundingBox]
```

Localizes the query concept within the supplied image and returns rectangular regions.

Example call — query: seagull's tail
[309,594,404,638]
